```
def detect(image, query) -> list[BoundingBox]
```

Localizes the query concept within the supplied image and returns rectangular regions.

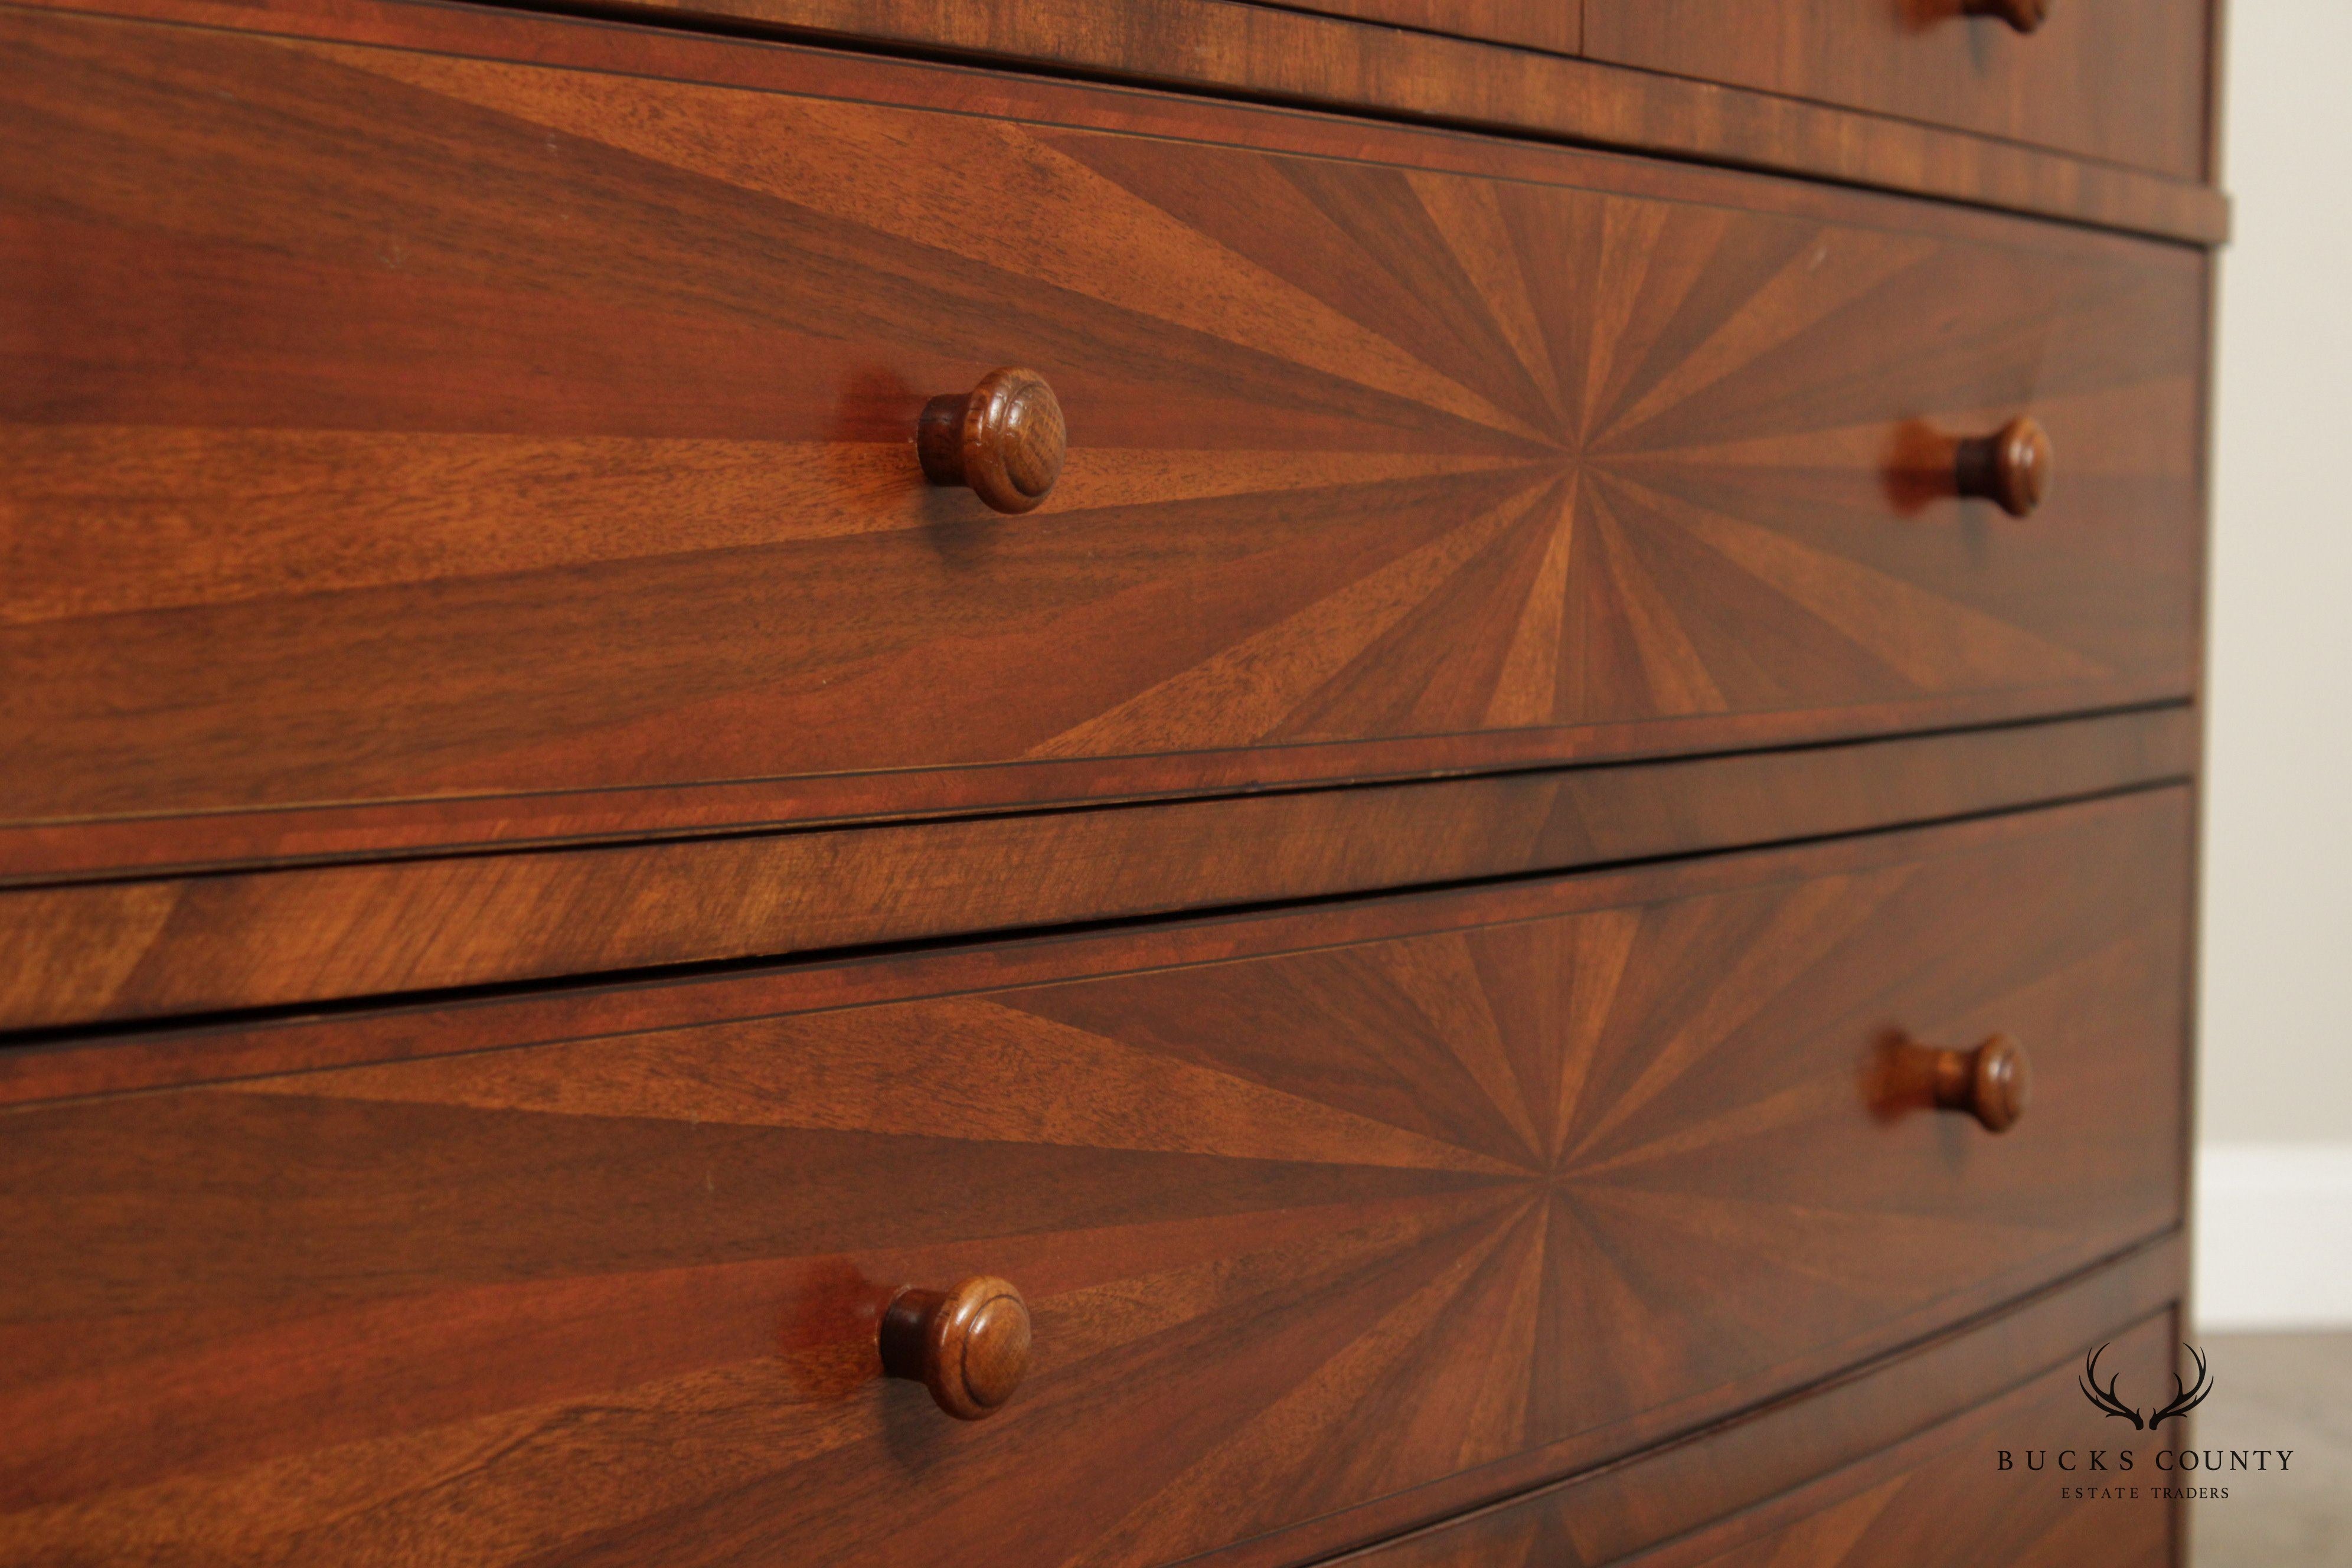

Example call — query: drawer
[1596,1314,2180,1568]
[1,0,2203,878]
[1584,0,2211,181]
[0,708,2196,1032]
[1355,1303,2184,1567]
[0,790,2191,1566]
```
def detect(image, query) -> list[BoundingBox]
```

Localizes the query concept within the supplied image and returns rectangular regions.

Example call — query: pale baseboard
[2194,1142,2352,1332]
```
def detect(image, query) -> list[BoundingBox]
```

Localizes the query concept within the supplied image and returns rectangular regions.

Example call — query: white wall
[2194,0,2352,1331]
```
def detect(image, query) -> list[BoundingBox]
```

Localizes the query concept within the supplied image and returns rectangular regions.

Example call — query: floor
[2189,1333,2352,1566]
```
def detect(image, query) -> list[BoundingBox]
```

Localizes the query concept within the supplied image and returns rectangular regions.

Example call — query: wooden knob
[1954,416,2053,517]
[1930,1034,2030,1133]
[1962,0,2049,32]
[917,367,1065,514]
[878,1276,1031,1420]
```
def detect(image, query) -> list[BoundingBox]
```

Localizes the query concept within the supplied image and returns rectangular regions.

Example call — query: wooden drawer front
[1583,0,2210,182]
[0,708,2196,1035]
[0,792,2188,1567]
[1356,1306,2183,1567]
[1599,1314,2179,1568]
[1,0,2203,878]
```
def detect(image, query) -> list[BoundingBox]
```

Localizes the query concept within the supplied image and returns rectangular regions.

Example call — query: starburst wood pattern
[1331,1262,2187,1568]
[294,0,2224,241]
[1352,1312,2180,1568]
[0,0,2204,880]
[0,791,2189,1567]
[1596,1319,2178,1568]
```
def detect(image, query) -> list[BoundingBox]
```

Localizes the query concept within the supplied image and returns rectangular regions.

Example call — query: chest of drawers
[0,0,2217,1564]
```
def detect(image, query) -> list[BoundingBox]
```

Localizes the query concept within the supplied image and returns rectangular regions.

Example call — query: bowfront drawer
[1352,1305,2184,1568]
[1583,0,2211,181]
[1593,1319,2179,1568]
[0,790,2190,1566]
[2,1,2201,881]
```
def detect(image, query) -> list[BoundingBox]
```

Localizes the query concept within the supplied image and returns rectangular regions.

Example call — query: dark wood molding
[1585,0,2204,182]
[547,0,2230,243]
[0,693,2198,888]
[0,710,2194,1035]
[1237,0,1577,56]
[0,776,2191,1108]
[7,0,2227,243]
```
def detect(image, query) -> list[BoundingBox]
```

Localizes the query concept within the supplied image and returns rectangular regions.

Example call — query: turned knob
[1930,1034,2031,1133]
[917,367,1065,514]
[1962,0,2049,33]
[879,1276,1031,1420]
[1954,416,2053,517]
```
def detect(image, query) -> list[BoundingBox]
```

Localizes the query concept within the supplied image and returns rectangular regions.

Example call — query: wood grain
[0,0,2210,884]
[0,707,2194,1033]
[879,1277,1034,1420]
[1242,0,1577,55]
[917,368,1068,515]
[1919,1032,2031,1132]
[0,793,2191,1566]
[257,0,2233,241]
[0,734,2187,1106]
[1586,0,2210,183]
[1345,1301,2183,1567]
[1954,414,2053,518]
[1596,1327,2177,1568]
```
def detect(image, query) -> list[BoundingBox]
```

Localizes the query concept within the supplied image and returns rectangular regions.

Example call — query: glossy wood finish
[0,697,2191,889]
[0,707,2193,1033]
[1243,0,1576,55]
[1348,1302,2181,1567]
[919,368,1066,514]
[0,713,2193,1105]
[1585,0,2211,182]
[1955,415,2053,518]
[1928,1033,2030,1132]
[1599,1327,2176,1568]
[880,1277,1034,1419]
[0,0,2220,1558]
[337,0,2232,242]
[0,0,2209,885]
[0,791,2190,1566]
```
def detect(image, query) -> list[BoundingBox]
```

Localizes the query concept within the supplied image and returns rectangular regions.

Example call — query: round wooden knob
[878,1276,1031,1420]
[1930,1034,2030,1133]
[917,367,1065,514]
[1962,0,2050,33]
[1954,416,2053,517]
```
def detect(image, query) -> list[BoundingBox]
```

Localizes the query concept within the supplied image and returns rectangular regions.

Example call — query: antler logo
[2079,1342,2215,1431]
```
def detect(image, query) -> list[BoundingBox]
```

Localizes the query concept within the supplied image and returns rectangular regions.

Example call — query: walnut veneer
[0,795,2190,1563]
[0,0,2219,1563]
[0,3,2203,881]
